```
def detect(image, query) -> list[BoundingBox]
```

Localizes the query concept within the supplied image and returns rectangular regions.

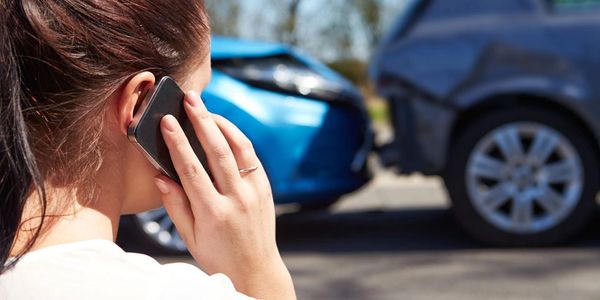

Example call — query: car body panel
[211,36,291,59]
[371,0,600,175]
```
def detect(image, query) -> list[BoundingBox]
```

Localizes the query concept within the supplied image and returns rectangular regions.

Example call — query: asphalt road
[160,172,600,300]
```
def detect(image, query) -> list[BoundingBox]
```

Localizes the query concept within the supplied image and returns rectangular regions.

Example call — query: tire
[117,211,188,256]
[445,106,599,246]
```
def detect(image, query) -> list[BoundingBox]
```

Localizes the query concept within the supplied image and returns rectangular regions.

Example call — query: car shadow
[276,207,600,253]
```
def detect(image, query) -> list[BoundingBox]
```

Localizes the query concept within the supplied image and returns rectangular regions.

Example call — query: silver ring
[239,166,259,175]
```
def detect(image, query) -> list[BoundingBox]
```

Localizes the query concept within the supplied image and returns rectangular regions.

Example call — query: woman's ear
[115,72,156,136]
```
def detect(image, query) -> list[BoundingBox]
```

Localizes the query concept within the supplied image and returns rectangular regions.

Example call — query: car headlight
[213,55,357,103]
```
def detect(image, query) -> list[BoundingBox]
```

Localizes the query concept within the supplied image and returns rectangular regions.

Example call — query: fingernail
[162,115,178,132]
[154,177,170,194]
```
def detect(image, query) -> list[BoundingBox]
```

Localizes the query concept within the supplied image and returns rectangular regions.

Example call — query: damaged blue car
[119,37,373,253]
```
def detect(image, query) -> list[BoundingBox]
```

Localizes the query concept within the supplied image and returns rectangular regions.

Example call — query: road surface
[159,171,600,299]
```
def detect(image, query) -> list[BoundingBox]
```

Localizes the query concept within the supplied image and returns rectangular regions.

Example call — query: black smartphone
[128,76,209,183]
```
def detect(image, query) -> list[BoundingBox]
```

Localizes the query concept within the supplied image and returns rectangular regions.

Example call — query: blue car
[119,37,373,253]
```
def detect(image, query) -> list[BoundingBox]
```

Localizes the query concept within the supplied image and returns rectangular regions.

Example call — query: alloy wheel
[466,122,583,234]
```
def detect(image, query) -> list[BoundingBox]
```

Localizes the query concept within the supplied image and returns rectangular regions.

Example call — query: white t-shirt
[0,239,252,300]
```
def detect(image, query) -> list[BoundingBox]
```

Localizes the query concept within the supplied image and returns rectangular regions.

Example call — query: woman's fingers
[212,114,261,172]
[154,175,195,242]
[212,114,271,194]
[183,91,241,193]
[160,114,216,212]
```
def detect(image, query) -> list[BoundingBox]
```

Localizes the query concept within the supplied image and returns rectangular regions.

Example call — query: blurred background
[205,0,404,124]
[118,1,600,299]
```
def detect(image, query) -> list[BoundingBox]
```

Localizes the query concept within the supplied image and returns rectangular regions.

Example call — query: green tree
[317,0,355,59]
[353,0,384,51]
[275,0,303,45]
[206,1,241,36]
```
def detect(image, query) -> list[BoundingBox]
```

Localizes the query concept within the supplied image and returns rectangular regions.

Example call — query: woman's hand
[152,91,295,300]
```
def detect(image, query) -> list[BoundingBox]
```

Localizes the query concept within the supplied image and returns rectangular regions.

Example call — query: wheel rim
[466,122,583,234]
[136,208,187,251]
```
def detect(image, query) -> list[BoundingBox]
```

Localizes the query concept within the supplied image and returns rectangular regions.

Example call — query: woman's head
[0,0,211,273]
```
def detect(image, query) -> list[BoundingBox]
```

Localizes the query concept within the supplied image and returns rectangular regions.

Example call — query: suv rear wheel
[445,107,599,246]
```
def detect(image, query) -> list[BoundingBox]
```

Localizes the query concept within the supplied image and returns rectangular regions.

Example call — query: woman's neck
[11,185,123,256]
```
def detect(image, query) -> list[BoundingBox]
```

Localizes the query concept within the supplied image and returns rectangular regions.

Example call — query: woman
[0,0,296,299]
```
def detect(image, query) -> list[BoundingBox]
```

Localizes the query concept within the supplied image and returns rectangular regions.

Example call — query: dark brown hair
[0,0,210,274]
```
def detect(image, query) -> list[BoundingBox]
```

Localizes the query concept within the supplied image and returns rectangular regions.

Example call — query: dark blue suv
[371,0,600,246]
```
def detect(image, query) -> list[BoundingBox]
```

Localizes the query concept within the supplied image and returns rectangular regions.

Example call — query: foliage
[208,0,404,59]
[327,59,368,86]
[206,1,241,36]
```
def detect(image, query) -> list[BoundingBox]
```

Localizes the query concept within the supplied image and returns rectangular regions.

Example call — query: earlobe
[115,72,156,136]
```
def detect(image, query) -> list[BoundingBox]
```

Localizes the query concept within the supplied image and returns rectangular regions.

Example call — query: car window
[549,0,600,12]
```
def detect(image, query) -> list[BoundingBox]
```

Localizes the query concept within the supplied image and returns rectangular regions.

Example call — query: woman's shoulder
[0,239,249,300]
[0,240,169,298]
[8,239,163,272]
